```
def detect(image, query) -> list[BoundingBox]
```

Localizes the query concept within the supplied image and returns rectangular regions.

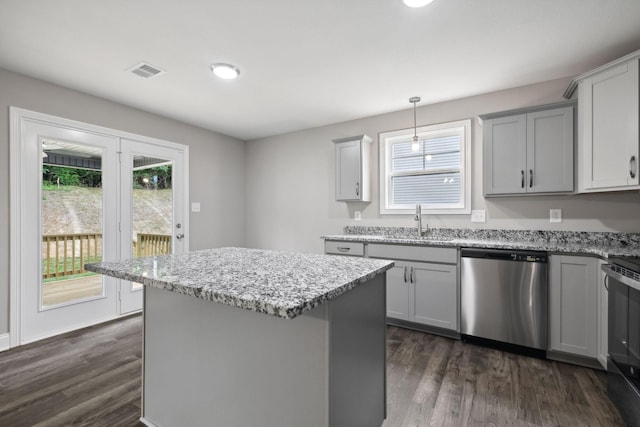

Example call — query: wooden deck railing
[135,233,172,257]
[42,233,172,279]
[42,233,102,279]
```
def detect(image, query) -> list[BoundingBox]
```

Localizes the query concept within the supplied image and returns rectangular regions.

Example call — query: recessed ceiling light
[211,63,240,80]
[403,0,434,7]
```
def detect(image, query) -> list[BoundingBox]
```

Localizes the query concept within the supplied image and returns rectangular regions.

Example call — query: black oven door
[606,263,640,425]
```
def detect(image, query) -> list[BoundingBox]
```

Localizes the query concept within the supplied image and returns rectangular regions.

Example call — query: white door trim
[9,107,189,348]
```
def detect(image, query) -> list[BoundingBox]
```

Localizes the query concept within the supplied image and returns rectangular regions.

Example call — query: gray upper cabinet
[565,51,640,192]
[484,114,527,195]
[333,134,372,202]
[483,103,574,196]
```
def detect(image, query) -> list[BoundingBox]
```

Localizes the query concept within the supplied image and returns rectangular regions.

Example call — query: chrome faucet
[414,204,427,237]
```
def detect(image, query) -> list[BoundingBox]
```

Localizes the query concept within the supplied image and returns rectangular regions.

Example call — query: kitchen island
[86,247,394,427]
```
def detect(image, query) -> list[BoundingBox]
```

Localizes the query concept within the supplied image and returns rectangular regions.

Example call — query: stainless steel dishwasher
[460,248,548,355]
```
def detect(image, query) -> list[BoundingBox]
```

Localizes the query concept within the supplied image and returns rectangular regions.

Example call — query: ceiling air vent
[127,62,165,79]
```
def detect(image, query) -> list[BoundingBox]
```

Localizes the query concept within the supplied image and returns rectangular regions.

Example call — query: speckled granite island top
[85,247,394,319]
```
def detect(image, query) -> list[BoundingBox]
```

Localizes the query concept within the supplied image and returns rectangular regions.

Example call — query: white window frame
[379,119,472,215]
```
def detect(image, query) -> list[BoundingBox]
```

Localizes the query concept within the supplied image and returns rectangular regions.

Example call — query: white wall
[246,77,640,254]
[0,68,246,335]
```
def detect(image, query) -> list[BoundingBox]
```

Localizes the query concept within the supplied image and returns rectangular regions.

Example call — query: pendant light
[409,96,421,151]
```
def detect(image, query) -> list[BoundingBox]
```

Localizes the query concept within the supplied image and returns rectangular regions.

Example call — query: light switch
[550,208,562,223]
[191,202,201,213]
[471,210,486,223]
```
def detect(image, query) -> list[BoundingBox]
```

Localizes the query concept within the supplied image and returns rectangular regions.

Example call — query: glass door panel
[41,140,105,308]
[119,138,187,314]
[131,157,174,291]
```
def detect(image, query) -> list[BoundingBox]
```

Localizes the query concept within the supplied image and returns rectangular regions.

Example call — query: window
[379,119,471,214]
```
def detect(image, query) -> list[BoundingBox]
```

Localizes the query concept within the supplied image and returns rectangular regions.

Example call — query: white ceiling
[1,0,640,141]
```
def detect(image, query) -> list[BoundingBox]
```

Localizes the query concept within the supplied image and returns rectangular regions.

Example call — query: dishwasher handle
[461,247,547,263]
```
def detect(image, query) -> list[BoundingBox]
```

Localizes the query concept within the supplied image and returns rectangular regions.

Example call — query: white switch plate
[471,209,486,223]
[550,208,562,223]
[191,202,201,213]
[354,211,362,221]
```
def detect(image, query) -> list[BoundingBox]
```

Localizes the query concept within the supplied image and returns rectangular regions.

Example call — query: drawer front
[368,244,457,264]
[324,241,365,256]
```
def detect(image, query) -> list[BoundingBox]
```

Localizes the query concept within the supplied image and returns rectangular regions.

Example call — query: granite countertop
[323,226,640,258]
[85,247,394,319]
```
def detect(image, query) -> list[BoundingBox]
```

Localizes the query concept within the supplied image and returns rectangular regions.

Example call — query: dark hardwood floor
[0,315,145,427]
[0,317,625,426]
[383,326,624,427]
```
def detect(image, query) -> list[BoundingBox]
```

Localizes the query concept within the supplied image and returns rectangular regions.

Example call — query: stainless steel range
[602,257,640,426]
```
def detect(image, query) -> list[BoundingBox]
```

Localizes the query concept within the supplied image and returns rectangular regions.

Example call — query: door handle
[521,170,525,188]
[410,266,414,284]
[529,169,533,188]
[176,234,184,240]
[631,156,637,179]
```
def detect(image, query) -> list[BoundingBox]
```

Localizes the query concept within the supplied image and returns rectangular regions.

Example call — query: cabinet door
[410,261,457,331]
[527,107,574,193]
[597,259,608,369]
[484,114,527,195]
[581,59,639,190]
[386,263,410,321]
[549,255,598,357]
[335,140,361,200]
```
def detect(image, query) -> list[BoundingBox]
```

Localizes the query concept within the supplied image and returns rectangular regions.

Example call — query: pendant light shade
[409,96,421,152]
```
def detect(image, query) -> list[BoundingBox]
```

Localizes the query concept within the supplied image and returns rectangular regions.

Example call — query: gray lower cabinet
[385,262,411,320]
[549,255,599,358]
[411,261,457,330]
[597,259,608,369]
[369,244,458,332]
[324,240,365,257]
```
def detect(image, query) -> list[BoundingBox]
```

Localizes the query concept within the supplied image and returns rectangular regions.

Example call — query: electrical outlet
[354,211,362,221]
[191,202,201,212]
[550,208,562,223]
[471,209,486,223]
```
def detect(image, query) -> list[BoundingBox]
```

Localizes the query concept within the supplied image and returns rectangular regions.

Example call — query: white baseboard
[140,417,157,427]
[0,333,11,352]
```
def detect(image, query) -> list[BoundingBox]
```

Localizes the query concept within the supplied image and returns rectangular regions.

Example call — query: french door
[119,138,187,313]
[10,108,188,345]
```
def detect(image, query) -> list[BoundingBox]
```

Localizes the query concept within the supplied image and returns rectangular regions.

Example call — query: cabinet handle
[336,247,351,252]
[355,182,360,196]
[631,156,637,179]
[521,170,525,188]
[410,266,414,284]
[403,266,408,283]
[529,169,533,188]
